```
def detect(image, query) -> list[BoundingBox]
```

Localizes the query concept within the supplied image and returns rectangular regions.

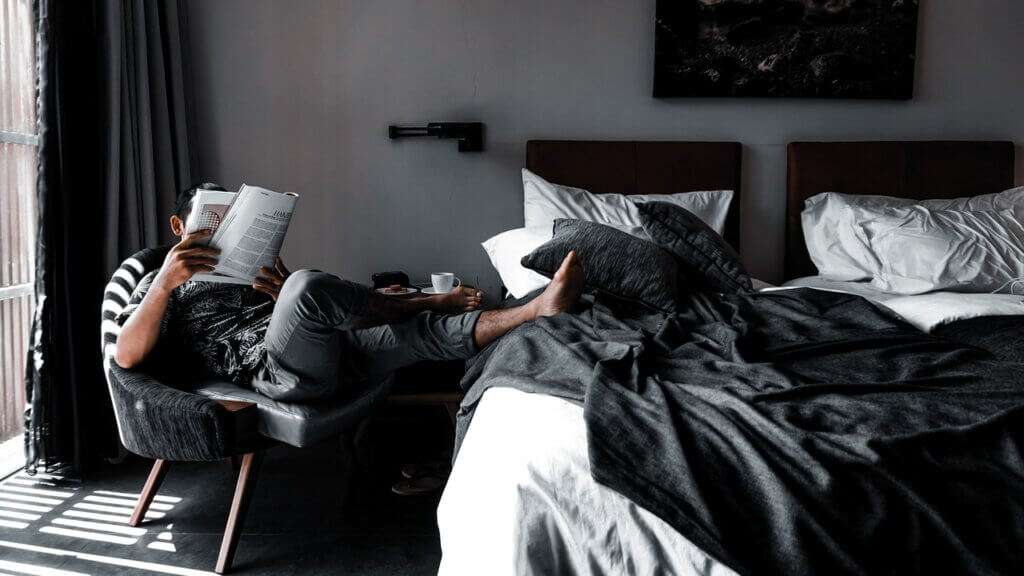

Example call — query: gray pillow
[521,219,679,312]
[638,201,751,294]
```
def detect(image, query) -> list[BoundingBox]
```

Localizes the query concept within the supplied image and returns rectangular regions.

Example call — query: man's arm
[114,231,219,369]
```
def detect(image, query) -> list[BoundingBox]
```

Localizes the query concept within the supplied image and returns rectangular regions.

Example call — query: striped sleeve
[114,270,173,334]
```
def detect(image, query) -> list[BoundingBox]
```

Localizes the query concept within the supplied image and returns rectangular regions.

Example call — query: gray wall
[186,0,1024,293]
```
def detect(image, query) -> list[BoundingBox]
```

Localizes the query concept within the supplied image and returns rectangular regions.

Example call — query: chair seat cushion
[192,376,394,448]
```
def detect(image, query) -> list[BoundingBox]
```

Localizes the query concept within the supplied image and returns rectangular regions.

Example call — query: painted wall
[186,0,1024,293]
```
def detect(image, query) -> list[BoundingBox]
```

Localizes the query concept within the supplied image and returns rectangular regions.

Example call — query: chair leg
[130,459,169,527]
[216,451,265,574]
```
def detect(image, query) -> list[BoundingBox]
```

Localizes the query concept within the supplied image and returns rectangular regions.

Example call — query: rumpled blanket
[456,288,1024,575]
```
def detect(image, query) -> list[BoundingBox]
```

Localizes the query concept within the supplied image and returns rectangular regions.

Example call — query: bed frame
[525,140,743,250]
[785,141,1016,280]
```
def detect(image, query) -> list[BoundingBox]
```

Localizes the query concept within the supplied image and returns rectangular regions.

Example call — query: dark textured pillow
[638,201,751,294]
[521,218,679,312]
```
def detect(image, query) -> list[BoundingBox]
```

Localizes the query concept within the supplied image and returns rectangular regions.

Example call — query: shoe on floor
[400,459,452,480]
[391,475,445,496]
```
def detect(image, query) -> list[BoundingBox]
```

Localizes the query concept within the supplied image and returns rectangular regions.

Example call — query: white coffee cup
[431,272,461,293]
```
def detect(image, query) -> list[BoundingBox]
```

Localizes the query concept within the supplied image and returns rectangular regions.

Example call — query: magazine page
[195,184,298,283]
[184,190,237,236]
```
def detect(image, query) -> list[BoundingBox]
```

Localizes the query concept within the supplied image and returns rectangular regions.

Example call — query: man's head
[170,182,227,237]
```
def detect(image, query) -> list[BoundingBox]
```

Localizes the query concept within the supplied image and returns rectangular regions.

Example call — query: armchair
[100,246,393,573]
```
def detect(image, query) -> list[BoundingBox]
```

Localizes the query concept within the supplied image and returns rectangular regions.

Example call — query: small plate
[419,287,457,295]
[376,286,419,296]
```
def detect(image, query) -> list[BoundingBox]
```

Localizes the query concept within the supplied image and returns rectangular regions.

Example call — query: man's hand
[253,257,291,301]
[154,230,220,292]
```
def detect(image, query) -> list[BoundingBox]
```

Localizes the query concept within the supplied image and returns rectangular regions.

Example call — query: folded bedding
[457,279,1024,576]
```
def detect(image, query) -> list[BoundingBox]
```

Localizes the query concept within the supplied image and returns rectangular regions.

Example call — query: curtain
[25,0,195,473]
[104,0,197,262]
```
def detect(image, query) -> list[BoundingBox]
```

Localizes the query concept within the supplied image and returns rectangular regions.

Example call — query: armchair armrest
[107,364,256,461]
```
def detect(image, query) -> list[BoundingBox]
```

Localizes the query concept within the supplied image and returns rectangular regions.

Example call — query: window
[0,0,38,446]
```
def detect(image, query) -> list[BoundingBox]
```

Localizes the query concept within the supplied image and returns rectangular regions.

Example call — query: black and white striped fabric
[100,246,242,461]
[100,247,167,367]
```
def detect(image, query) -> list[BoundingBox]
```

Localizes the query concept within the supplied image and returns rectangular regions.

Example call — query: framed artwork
[654,0,919,99]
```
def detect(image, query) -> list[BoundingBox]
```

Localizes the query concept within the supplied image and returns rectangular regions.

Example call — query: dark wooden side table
[387,359,465,428]
[379,360,464,495]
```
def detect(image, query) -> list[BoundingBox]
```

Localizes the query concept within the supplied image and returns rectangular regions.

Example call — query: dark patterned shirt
[116,271,274,384]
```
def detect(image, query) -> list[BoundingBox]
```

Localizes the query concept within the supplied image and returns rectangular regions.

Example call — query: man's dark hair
[175,182,227,220]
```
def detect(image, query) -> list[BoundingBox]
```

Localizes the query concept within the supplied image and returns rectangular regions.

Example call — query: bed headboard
[785,140,1016,280]
[525,140,743,250]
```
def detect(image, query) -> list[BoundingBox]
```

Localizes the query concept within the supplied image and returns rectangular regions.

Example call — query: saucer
[420,287,456,295]
[376,286,419,296]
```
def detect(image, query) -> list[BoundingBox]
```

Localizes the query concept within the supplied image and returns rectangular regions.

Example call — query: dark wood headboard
[785,140,1016,280]
[526,140,743,250]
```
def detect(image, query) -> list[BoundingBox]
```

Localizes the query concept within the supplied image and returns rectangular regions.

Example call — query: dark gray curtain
[25,0,195,473]
[103,0,196,264]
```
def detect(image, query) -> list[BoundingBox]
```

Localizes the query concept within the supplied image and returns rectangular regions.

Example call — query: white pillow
[481,227,553,299]
[522,169,733,235]
[854,205,1024,294]
[801,187,1024,280]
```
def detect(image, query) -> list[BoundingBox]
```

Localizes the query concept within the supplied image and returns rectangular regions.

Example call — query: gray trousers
[251,269,481,402]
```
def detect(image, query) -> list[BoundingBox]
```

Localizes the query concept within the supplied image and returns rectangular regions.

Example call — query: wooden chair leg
[130,459,169,527]
[216,451,265,574]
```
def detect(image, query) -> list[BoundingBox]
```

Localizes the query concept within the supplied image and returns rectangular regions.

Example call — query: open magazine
[184,184,298,284]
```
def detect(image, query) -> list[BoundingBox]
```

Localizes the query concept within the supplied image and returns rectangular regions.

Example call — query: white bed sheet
[771,276,1024,332]
[771,275,901,303]
[438,386,735,576]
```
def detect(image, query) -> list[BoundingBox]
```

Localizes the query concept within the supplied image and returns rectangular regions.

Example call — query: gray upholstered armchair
[101,246,393,573]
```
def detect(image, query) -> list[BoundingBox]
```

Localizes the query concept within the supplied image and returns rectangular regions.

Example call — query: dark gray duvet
[456,288,1024,576]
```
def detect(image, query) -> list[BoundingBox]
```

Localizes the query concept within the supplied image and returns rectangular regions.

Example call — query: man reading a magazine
[115,183,584,402]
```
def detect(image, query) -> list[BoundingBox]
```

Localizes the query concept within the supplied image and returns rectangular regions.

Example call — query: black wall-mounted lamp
[388,122,484,152]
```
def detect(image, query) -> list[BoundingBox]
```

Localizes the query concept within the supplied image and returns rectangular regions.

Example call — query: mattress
[437,386,736,576]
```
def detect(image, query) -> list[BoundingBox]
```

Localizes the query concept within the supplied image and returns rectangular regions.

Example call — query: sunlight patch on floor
[0,472,187,557]
[0,539,218,576]
[0,557,91,576]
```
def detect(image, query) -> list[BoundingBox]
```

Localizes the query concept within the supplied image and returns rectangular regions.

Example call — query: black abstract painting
[654,0,919,98]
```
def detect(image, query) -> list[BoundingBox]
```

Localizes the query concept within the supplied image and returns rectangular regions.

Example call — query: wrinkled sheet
[776,276,1024,332]
[454,288,1024,576]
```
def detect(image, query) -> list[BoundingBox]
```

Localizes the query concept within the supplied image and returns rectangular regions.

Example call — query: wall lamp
[388,122,484,152]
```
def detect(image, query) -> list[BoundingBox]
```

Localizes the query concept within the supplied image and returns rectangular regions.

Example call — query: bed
[778,141,1024,334]
[439,140,1024,576]
[440,140,743,576]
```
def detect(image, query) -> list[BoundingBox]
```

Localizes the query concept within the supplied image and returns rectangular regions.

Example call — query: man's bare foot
[428,286,484,314]
[529,251,585,319]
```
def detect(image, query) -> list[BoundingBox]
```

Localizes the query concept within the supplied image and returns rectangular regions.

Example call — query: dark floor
[0,406,455,575]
